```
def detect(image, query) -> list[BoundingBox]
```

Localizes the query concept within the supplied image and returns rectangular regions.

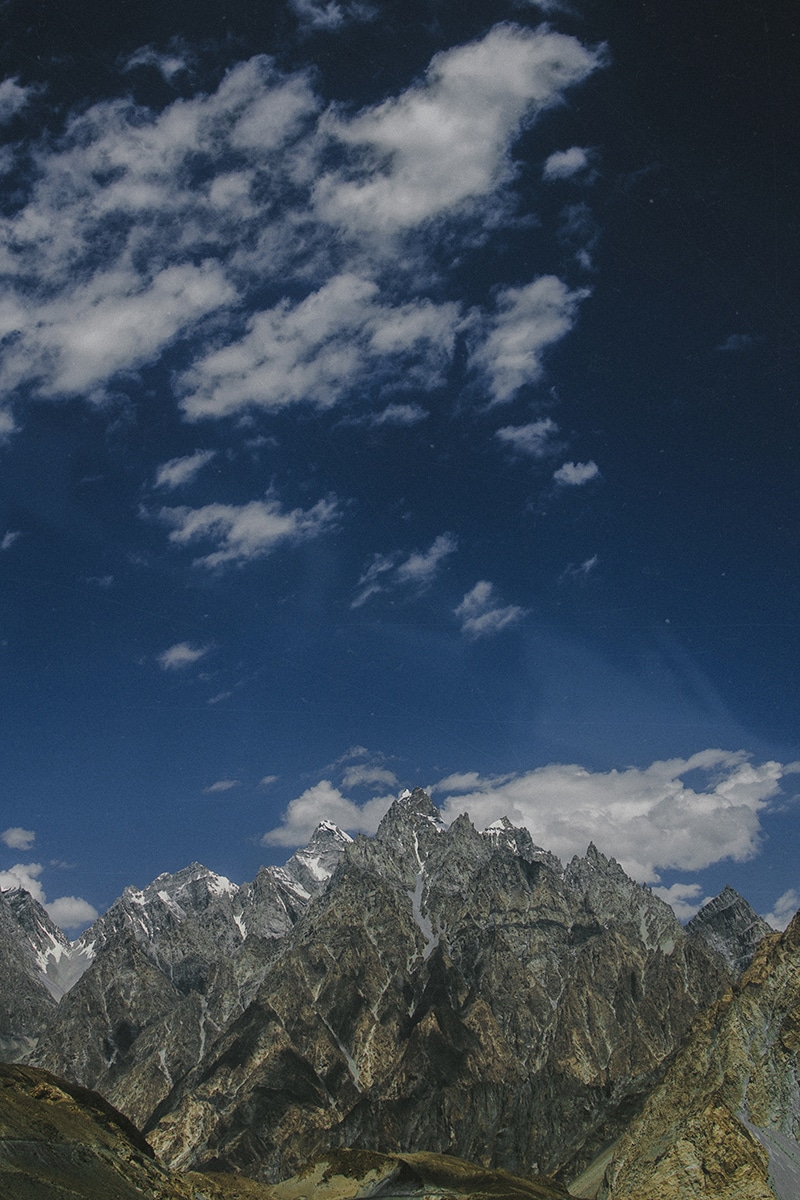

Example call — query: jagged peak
[382,786,444,827]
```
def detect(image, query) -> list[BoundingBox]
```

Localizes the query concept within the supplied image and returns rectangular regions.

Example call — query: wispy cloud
[352,532,457,606]
[553,460,599,485]
[156,495,339,569]
[157,641,211,670]
[154,450,216,490]
[494,416,559,457]
[0,77,35,123]
[290,0,376,31]
[1,530,21,551]
[203,779,241,794]
[454,580,528,639]
[717,333,754,352]
[560,554,598,583]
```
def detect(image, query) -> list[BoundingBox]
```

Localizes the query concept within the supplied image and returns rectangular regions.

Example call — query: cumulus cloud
[494,417,559,457]
[0,862,98,931]
[432,750,790,882]
[154,450,216,490]
[157,641,211,670]
[470,277,590,404]
[156,495,339,569]
[316,25,603,234]
[454,580,527,639]
[179,275,460,421]
[1,827,35,850]
[352,532,457,606]
[543,146,592,180]
[261,779,394,845]
[763,888,800,931]
[553,459,599,485]
[45,896,100,930]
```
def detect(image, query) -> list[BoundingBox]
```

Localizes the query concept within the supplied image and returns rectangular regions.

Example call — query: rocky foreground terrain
[0,788,796,1199]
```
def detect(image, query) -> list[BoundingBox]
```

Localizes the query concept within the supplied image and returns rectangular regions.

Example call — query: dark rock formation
[686,884,774,976]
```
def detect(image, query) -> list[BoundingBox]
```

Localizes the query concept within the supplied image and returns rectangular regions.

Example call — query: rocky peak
[283,822,353,896]
[481,817,563,871]
[371,788,446,885]
[686,884,773,976]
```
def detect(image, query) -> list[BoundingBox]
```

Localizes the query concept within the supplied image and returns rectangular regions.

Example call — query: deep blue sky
[1,0,798,931]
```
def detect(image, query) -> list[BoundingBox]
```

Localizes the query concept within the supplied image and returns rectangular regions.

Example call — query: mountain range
[0,787,796,1199]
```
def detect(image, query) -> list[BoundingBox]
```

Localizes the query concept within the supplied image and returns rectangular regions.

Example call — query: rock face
[599,911,800,1200]
[0,887,90,1060]
[5,790,781,1189]
[686,884,774,976]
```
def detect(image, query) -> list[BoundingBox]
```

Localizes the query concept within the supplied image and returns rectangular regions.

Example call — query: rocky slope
[598,910,800,1200]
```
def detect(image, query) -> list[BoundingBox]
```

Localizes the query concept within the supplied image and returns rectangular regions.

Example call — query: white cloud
[179,275,460,421]
[261,779,393,845]
[763,888,800,931]
[259,775,279,788]
[432,750,789,882]
[1,827,35,850]
[0,862,46,900]
[454,580,527,639]
[352,532,457,606]
[203,779,241,793]
[495,416,559,457]
[315,25,603,233]
[1,531,21,551]
[45,896,99,931]
[553,459,599,485]
[470,277,590,404]
[157,641,211,670]
[157,495,339,569]
[543,145,591,180]
[154,450,216,490]
[650,882,712,923]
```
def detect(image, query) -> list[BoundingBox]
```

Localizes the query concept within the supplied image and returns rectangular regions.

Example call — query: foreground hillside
[597,910,800,1200]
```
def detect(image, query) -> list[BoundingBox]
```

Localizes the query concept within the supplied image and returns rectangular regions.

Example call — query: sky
[0,0,798,933]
